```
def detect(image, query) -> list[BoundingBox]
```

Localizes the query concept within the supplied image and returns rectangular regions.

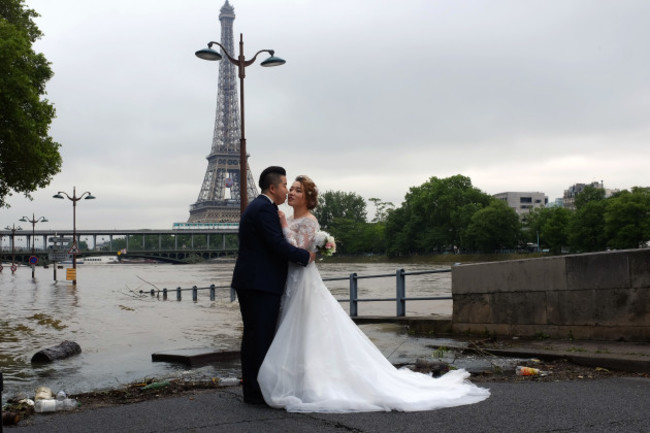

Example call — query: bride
[258,175,490,413]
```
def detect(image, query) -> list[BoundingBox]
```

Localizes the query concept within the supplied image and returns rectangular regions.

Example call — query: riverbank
[4,333,647,428]
[323,252,549,265]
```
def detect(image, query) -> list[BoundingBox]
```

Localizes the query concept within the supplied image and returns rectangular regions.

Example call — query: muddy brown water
[1,261,455,399]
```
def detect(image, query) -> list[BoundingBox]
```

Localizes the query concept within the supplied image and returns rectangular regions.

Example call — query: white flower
[314,230,336,257]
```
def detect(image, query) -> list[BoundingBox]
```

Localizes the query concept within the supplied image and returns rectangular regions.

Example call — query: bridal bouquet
[314,230,336,257]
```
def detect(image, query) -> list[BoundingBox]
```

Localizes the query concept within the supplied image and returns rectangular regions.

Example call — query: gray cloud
[3,0,648,230]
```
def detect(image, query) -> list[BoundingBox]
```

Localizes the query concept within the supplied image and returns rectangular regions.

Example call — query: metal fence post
[192,285,198,302]
[1,370,4,433]
[210,284,216,301]
[396,268,406,317]
[176,286,182,301]
[162,288,167,300]
[349,273,358,317]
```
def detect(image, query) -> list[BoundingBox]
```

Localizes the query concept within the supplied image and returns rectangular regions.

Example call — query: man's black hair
[258,166,286,192]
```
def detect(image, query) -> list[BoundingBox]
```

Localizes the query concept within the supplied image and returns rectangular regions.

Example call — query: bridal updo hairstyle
[295,175,318,210]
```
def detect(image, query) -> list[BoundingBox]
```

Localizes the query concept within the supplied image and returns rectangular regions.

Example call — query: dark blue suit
[231,195,309,402]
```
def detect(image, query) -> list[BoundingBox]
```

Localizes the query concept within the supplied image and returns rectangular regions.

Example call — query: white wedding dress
[258,216,490,413]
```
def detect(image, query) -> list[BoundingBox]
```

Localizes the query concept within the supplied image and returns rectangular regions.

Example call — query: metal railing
[142,284,232,302]
[323,268,452,317]
[144,268,452,318]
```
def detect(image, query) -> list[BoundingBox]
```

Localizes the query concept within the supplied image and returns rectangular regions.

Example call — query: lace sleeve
[284,217,319,251]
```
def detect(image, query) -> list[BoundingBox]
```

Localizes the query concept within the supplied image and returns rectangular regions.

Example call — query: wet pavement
[359,320,650,375]
[2,318,649,431]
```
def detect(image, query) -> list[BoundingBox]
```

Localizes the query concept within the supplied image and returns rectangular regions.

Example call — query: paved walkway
[8,377,650,433]
[3,326,649,432]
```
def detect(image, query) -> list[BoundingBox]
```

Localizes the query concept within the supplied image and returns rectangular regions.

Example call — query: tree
[368,198,394,223]
[523,207,573,253]
[313,190,367,229]
[327,217,386,255]
[574,185,606,210]
[604,187,650,249]
[568,198,608,252]
[0,0,62,207]
[541,207,572,254]
[464,199,521,252]
[385,206,411,257]
[385,175,492,255]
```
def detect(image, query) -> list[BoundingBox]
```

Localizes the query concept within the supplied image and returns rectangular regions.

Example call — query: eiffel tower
[188,0,258,223]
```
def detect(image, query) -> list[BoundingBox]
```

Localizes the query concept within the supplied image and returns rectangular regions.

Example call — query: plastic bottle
[516,366,549,376]
[218,377,241,386]
[56,390,67,400]
[34,398,78,413]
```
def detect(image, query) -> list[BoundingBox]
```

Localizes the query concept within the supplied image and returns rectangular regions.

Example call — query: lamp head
[195,46,223,61]
[261,55,286,67]
[19,217,27,222]
[85,194,96,200]
[53,193,64,199]
[41,218,49,223]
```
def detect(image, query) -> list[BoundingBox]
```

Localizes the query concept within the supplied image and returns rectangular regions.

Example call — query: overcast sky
[3,0,649,231]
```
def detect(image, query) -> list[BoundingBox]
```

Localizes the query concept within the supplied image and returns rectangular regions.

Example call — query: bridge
[0,228,238,265]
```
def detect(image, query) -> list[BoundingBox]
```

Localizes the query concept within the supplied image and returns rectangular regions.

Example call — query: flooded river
[0,261,451,399]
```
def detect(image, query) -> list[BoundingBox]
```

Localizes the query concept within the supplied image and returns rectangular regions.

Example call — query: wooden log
[31,340,82,363]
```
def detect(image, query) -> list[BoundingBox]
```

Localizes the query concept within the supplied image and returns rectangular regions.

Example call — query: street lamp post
[195,34,286,216]
[53,187,95,285]
[3,224,22,274]
[19,213,48,279]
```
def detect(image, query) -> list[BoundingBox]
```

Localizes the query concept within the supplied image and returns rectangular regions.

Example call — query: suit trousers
[235,288,282,402]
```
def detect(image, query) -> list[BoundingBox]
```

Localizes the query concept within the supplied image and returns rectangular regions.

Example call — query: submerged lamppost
[195,34,285,216]
[19,213,48,279]
[53,187,95,285]
[4,224,22,274]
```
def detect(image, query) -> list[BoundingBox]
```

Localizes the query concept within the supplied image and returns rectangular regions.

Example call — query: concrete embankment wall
[452,249,650,341]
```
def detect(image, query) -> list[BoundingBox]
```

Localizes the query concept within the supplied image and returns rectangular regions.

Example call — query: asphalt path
[8,377,649,433]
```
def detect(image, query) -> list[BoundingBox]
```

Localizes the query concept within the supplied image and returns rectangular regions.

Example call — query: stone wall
[452,249,650,341]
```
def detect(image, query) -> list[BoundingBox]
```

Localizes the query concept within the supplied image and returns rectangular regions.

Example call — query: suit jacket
[231,195,310,295]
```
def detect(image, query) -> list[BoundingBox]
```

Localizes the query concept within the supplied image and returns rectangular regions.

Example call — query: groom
[231,166,314,404]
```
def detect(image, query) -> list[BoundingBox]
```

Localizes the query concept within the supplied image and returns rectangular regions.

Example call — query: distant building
[494,192,548,216]
[563,181,619,210]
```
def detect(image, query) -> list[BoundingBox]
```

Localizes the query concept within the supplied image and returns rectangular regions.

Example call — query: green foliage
[384,175,492,256]
[0,0,62,207]
[319,181,650,257]
[523,186,650,254]
[368,198,394,223]
[567,186,608,252]
[463,199,522,252]
[313,190,367,229]
[568,200,608,252]
[604,187,650,249]
[524,206,572,253]
[385,206,411,256]
[328,218,386,255]
[574,185,606,210]
[541,207,572,254]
